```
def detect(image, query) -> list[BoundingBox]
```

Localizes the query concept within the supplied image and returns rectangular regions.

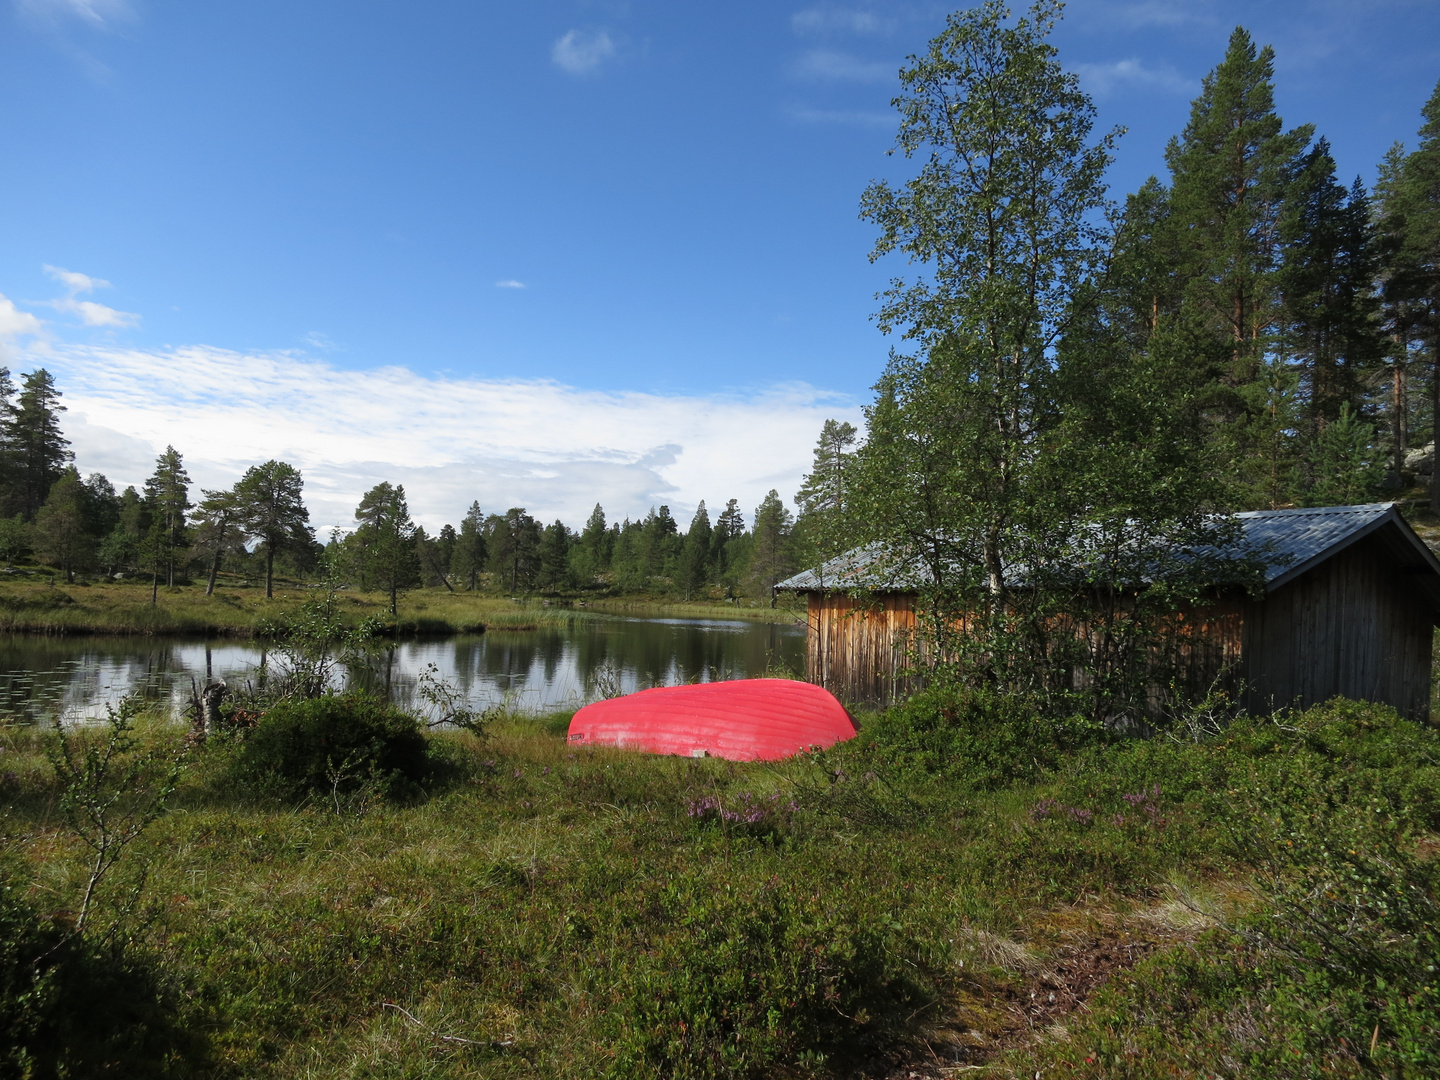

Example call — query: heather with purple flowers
[685,791,798,835]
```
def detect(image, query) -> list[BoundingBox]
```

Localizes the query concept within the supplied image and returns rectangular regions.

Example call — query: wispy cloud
[791,7,887,36]
[552,29,617,76]
[29,343,859,533]
[494,279,527,290]
[16,0,135,30]
[792,48,891,83]
[1071,58,1193,100]
[42,264,140,328]
[302,331,339,350]
[786,105,893,128]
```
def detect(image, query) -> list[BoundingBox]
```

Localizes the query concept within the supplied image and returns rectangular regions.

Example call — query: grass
[0,579,800,637]
[3,691,1437,1077]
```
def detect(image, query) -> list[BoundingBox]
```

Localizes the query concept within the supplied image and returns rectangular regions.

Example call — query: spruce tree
[749,490,795,607]
[450,501,487,590]
[351,482,419,615]
[536,521,573,590]
[794,419,858,568]
[1278,141,1385,442]
[678,501,712,600]
[34,467,93,583]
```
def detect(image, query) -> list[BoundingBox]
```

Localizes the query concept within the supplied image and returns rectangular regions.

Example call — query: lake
[0,615,808,726]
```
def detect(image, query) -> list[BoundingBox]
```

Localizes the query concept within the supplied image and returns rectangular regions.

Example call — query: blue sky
[1,0,1437,531]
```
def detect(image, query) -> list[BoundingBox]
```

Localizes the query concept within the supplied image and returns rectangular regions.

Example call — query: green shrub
[858,686,1102,788]
[0,860,204,1077]
[603,875,923,1079]
[230,693,433,802]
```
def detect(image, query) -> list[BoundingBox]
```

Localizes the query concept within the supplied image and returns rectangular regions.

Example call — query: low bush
[603,874,924,1079]
[229,693,434,802]
[0,860,205,1077]
[858,685,1102,788]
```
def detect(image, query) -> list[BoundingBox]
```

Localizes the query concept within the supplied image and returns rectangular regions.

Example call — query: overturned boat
[566,678,856,762]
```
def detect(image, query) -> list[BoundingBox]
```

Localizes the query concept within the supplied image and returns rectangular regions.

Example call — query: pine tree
[0,367,17,517]
[235,460,312,598]
[192,488,241,595]
[1377,79,1440,508]
[142,446,191,599]
[488,508,541,593]
[6,370,73,520]
[1162,28,1312,500]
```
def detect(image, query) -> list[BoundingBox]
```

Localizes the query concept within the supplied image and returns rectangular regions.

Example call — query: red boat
[566,678,856,762]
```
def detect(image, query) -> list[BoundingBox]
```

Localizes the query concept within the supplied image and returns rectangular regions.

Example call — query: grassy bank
[0,579,802,637]
[3,692,1437,1077]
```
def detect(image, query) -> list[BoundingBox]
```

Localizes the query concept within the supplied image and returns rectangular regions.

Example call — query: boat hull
[566,678,855,762]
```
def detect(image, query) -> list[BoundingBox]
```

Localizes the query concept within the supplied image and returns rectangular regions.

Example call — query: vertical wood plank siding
[1242,534,1434,721]
[800,531,1434,717]
[805,592,924,704]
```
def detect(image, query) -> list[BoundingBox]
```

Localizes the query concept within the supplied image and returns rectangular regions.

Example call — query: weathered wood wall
[805,591,923,704]
[1241,534,1434,722]
[799,532,1437,718]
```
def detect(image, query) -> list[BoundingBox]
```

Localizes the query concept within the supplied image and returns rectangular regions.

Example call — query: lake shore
[0,578,805,637]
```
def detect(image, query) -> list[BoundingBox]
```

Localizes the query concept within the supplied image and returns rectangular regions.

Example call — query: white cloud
[41,264,141,328]
[30,343,861,535]
[792,48,891,83]
[552,29,617,76]
[0,293,46,344]
[791,8,886,35]
[494,279,527,290]
[44,264,109,292]
[1071,58,1193,100]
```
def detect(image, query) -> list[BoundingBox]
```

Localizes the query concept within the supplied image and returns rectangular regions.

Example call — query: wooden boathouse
[775,503,1440,720]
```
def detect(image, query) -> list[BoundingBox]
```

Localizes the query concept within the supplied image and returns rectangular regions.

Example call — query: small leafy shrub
[0,860,204,1077]
[230,693,433,802]
[859,686,1102,788]
[603,876,923,1079]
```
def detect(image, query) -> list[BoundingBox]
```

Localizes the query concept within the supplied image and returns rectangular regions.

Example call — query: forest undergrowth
[2,687,1437,1078]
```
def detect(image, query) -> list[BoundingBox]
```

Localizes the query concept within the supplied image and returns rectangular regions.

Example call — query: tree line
[0,368,812,607]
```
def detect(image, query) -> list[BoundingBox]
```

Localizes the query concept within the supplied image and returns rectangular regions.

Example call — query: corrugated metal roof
[777,503,1433,594]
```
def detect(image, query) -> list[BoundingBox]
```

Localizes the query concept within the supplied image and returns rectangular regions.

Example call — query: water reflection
[0,616,806,725]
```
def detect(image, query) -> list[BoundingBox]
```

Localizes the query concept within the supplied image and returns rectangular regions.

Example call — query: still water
[0,616,807,726]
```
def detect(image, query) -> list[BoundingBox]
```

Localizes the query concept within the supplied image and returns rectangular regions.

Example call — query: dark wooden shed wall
[1241,533,1434,721]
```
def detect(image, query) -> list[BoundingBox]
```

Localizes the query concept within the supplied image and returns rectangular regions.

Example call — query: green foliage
[0,860,205,1078]
[604,875,921,1080]
[0,514,29,565]
[859,685,1102,788]
[230,693,434,802]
